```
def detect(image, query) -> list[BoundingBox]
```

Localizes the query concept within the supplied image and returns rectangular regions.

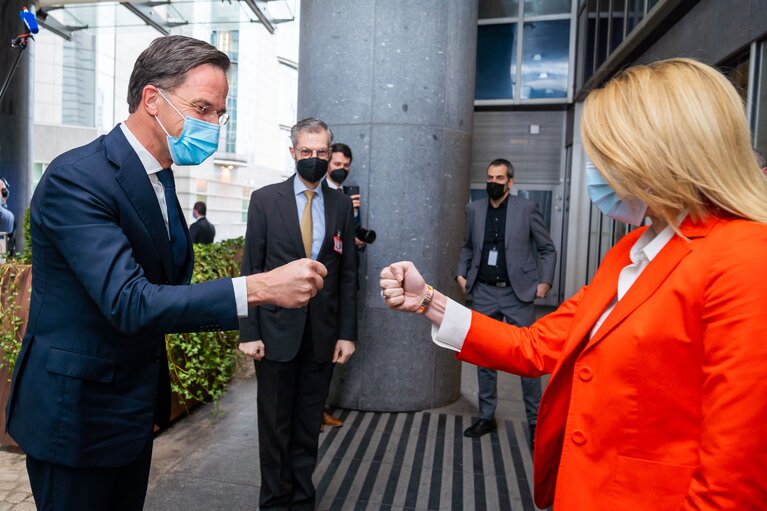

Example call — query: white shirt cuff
[232,276,248,318]
[430,298,472,352]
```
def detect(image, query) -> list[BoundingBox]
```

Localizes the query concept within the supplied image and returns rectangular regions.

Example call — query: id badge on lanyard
[488,247,498,266]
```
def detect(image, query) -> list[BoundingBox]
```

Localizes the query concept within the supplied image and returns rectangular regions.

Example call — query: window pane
[626,0,644,35]
[524,0,571,16]
[476,23,518,100]
[479,0,520,19]
[754,42,767,158]
[584,0,598,81]
[610,0,626,52]
[595,0,609,71]
[520,20,570,99]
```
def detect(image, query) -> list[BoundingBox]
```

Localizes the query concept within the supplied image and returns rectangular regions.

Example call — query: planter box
[0,264,32,448]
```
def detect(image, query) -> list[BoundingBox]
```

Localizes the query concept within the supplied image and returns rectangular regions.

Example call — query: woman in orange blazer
[380,59,767,510]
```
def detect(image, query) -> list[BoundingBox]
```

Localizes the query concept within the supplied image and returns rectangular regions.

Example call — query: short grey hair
[290,117,333,147]
[127,35,230,113]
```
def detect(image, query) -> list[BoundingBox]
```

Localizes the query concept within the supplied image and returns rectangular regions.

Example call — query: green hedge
[167,238,244,405]
[1,212,244,407]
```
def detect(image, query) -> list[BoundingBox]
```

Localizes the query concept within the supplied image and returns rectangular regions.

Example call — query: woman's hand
[380,261,427,313]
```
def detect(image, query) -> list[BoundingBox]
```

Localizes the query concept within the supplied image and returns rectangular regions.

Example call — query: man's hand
[246,259,327,308]
[333,340,355,364]
[354,237,366,248]
[456,275,467,295]
[536,282,551,299]
[239,340,265,360]
[380,261,427,313]
[350,194,361,210]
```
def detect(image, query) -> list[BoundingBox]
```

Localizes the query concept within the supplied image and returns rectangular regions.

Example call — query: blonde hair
[581,58,767,227]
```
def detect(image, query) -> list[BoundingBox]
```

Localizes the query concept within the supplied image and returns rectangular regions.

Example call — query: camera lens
[355,226,376,244]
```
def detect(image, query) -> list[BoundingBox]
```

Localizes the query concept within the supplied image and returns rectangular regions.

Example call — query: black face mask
[486,182,506,201]
[329,169,349,185]
[296,157,328,184]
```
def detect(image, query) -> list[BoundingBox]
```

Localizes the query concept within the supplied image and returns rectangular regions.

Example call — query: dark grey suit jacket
[239,176,358,362]
[454,195,557,302]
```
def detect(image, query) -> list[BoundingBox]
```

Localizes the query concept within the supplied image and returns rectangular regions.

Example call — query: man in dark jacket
[189,201,215,244]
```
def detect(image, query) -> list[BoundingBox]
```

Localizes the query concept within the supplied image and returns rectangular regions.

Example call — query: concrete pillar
[0,0,36,252]
[298,0,478,411]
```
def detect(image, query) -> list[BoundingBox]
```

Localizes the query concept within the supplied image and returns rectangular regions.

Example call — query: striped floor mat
[314,409,538,511]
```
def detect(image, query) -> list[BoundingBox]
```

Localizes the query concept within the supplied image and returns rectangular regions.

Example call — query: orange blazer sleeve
[457,286,588,377]
[682,224,767,510]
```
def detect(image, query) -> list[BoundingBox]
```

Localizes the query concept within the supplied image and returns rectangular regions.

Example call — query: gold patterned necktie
[301,190,315,258]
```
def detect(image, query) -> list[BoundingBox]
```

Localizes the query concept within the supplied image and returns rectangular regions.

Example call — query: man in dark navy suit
[189,200,216,244]
[4,36,326,511]
[239,118,357,510]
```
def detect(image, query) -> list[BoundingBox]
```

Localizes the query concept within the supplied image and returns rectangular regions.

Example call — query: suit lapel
[582,216,717,354]
[277,176,307,258]
[504,195,516,248]
[473,199,487,249]
[107,126,175,281]
[556,237,633,363]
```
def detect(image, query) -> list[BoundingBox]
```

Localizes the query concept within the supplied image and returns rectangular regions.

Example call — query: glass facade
[520,20,571,99]
[479,0,520,19]
[212,30,239,154]
[62,33,96,127]
[476,24,517,99]
[754,40,767,157]
[476,0,573,103]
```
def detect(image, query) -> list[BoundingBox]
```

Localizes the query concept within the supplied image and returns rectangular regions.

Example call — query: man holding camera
[0,177,13,234]
[325,142,375,248]
[0,177,14,260]
[239,118,358,510]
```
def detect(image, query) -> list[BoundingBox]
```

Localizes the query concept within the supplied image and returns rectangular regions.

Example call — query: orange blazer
[457,215,767,510]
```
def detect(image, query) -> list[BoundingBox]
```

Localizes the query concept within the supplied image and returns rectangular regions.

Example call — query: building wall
[633,0,767,66]
[31,6,301,242]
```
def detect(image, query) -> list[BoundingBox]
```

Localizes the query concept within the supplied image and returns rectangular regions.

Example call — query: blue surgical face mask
[155,90,220,166]
[586,161,647,226]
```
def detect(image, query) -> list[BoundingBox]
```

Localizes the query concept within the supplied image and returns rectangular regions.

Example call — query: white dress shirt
[432,221,680,351]
[119,123,248,318]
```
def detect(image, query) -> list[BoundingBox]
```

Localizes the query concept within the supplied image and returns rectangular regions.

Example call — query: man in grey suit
[455,158,556,444]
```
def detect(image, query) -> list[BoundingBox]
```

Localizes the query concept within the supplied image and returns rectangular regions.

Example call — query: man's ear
[142,85,162,117]
[289,147,296,160]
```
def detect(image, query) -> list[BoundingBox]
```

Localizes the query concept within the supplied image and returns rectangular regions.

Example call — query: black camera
[355,226,376,244]
[342,185,376,244]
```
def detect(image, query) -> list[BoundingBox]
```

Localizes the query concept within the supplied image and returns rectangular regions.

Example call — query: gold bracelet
[415,285,434,315]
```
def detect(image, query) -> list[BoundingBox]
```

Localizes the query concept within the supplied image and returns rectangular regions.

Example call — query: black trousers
[256,319,334,511]
[26,437,153,511]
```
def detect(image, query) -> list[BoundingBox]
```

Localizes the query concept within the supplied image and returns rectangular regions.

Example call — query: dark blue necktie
[156,168,188,278]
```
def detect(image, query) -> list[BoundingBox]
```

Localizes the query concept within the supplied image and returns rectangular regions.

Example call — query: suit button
[571,430,587,446]
[578,367,593,382]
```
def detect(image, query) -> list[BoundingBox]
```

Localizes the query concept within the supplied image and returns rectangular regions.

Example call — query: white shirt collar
[119,123,165,176]
[629,214,687,265]
[325,177,341,190]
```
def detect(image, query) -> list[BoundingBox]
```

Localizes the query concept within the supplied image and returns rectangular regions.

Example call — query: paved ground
[1,362,546,510]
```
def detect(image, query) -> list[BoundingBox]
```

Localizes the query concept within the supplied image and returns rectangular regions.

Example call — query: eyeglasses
[296,147,331,160]
[160,89,230,126]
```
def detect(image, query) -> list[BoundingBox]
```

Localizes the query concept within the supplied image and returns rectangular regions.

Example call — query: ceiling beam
[240,0,275,34]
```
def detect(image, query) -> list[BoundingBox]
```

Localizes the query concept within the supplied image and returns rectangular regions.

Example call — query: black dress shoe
[464,418,497,438]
